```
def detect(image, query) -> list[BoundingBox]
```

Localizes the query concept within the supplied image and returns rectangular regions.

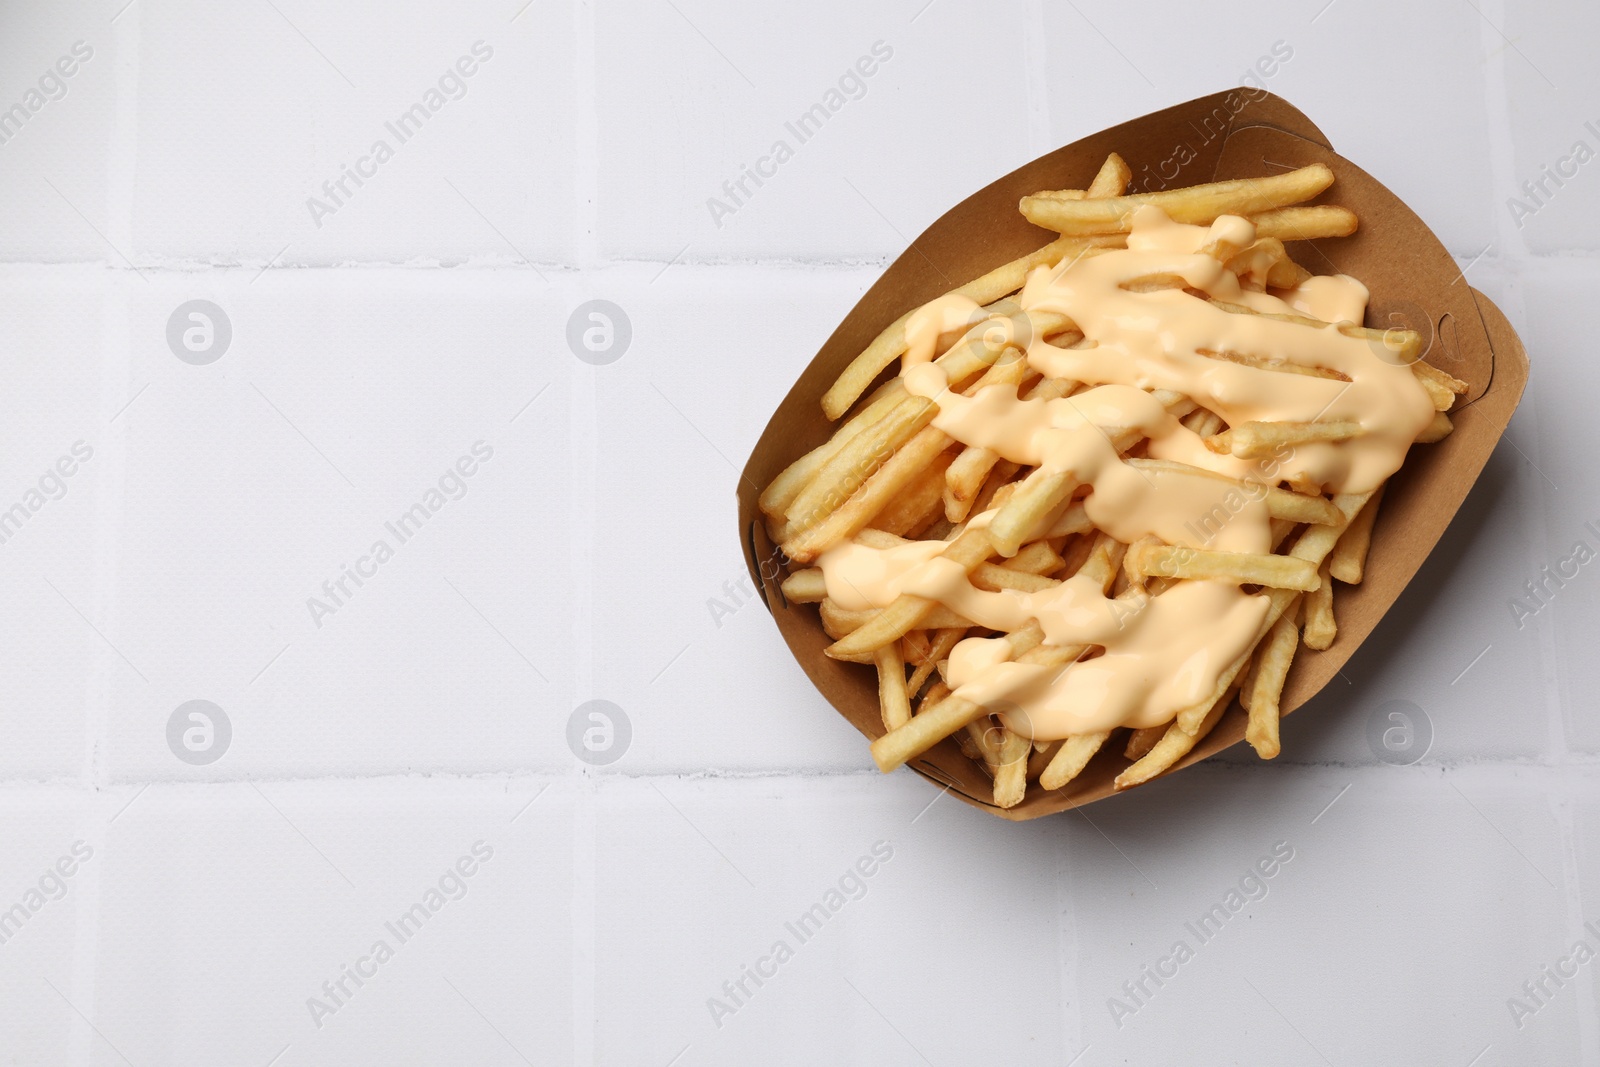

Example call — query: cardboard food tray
[735,89,1530,820]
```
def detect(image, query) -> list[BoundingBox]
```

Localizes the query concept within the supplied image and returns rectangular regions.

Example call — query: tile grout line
[66,8,145,1064]
[1475,0,1596,1056]
[5,761,1600,800]
[1054,828,1087,1061]
[569,316,600,1063]
[1020,0,1053,160]
[1,250,1581,277]
[1474,0,1526,264]
[7,755,1600,793]
[573,0,600,270]
[570,0,604,1060]
[90,0,144,798]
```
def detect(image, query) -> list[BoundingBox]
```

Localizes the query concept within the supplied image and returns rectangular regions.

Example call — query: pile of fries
[760,153,1466,808]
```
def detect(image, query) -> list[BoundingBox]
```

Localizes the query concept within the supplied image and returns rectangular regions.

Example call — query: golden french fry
[875,643,911,730]
[1125,542,1321,591]
[1116,688,1234,790]
[827,525,997,659]
[1238,651,1259,712]
[853,528,908,549]
[1209,299,1427,365]
[1039,731,1111,790]
[782,425,952,563]
[1124,726,1165,760]
[1416,411,1453,443]
[971,563,1058,594]
[1302,558,1337,650]
[1328,484,1384,584]
[826,600,975,636]
[1088,152,1132,198]
[779,568,826,603]
[1267,253,1313,290]
[943,445,999,521]
[1024,375,1078,401]
[1224,237,1311,290]
[871,449,957,536]
[965,719,1002,776]
[907,627,965,697]
[990,469,1078,558]
[1172,605,1282,735]
[1027,739,1063,779]
[759,379,905,519]
[883,630,1095,779]
[1246,601,1301,759]
[1001,540,1064,576]
[1206,420,1364,459]
[1125,458,1343,525]
[819,236,1122,419]
[1181,406,1225,438]
[1172,493,1366,739]
[1078,532,1127,592]
[957,722,989,770]
[1289,491,1374,566]
[869,624,1046,772]
[971,460,1022,517]
[1412,359,1468,404]
[1044,502,1095,539]
[1198,346,1347,380]
[785,396,936,532]
[855,525,1063,585]
[994,728,1032,808]
[818,599,867,638]
[820,308,916,424]
[1020,164,1334,236]
[1410,363,1462,411]
[1247,205,1359,242]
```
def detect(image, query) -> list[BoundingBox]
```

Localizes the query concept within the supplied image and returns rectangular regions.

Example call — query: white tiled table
[0,1,1594,1063]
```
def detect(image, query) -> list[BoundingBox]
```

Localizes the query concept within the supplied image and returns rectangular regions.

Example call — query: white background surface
[0,0,1594,1063]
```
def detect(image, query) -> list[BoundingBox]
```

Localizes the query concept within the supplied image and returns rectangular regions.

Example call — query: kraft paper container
[736,89,1530,820]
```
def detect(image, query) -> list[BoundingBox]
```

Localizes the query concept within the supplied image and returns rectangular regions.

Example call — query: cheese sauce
[817,208,1434,740]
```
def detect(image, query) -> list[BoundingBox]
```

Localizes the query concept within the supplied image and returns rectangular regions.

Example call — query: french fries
[1124,542,1321,592]
[1019,163,1334,235]
[1329,485,1384,584]
[1248,204,1359,242]
[765,152,1451,810]
[1206,420,1364,460]
[1246,601,1302,759]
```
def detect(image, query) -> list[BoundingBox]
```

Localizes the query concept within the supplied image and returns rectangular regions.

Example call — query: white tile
[595,0,1032,261]
[91,778,571,1066]
[1519,264,1600,753]
[130,0,577,264]
[99,270,576,779]
[0,272,116,780]
[594,775,1066,1065]
[1059,764,1577,1063]
[0,4,119,261]
[0,789,95,1067]
[588,263,884,773]
[1502,0,1600,251]
[1041,0,1496,255]
[1568,794,1600,1048]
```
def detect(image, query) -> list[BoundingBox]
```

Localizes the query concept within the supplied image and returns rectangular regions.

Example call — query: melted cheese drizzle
[818,207,1435,740]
